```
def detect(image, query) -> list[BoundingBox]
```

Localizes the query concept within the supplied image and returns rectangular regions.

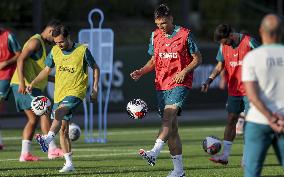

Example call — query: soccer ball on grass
[202,136,222,155]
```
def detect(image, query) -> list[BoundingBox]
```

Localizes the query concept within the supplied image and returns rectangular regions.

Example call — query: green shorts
[226,96,249,114]
[157,86,189,117]
[0,80,11,100]
[11,84,43,112]
[51,96,82,121]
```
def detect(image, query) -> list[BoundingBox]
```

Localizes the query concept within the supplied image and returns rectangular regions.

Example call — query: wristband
[205,78,213,85]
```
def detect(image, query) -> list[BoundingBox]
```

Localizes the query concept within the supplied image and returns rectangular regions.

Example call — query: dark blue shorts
[226,96,249,114]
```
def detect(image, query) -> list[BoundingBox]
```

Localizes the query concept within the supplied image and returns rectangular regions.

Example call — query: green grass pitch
[0,124,283,177]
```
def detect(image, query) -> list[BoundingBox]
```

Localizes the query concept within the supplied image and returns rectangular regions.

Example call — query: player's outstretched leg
[40,114,64,159]
[139,149,157,166]
[138,138,165,166]
[35,134,49,152]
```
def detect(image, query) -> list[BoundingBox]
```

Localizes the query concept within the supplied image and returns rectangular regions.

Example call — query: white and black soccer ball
[202,136,222,155]
[69,123,81,141]
[31,96,51,116]
[126,98,148,119]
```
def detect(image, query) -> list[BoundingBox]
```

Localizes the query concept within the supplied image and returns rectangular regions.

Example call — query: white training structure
[78,8,114,143]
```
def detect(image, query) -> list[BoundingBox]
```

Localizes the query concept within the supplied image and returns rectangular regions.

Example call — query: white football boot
[166,170,186,177]
[59,163,74,173]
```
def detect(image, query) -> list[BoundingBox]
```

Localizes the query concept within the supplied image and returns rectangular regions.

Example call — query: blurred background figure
[242,13,284,177]
[0,27,21,150]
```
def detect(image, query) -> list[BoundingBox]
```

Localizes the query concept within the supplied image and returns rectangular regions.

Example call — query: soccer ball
[69,123,81,141]
[126,98,148,119]
[202,136,222,155]
[31,96,51,116]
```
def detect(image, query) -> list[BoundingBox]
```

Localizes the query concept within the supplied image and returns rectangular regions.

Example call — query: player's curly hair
[154,4,171,19]
[214,24,232,42]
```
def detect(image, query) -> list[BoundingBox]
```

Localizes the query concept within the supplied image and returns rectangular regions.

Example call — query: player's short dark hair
[214,24,232,42]
[46,19,61,28]
[52,25,70,38]
[154,4,172,19]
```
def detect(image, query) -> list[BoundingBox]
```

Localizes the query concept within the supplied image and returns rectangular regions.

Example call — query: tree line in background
[0,0,282,45]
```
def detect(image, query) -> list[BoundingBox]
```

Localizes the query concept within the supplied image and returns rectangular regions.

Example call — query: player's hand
[90,87,98,103]
[26,83,34,94]
[173,70,186,84]
[201,83,210,93]
[18,83,27,94]
[201,78,213,93]
[274,113,284,132]
[268,114,283,133]
[0,61,8,70]
[130,69,143,81]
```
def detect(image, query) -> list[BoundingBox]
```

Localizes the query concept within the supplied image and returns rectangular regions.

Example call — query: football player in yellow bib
[10,20,63,162]
[28,25,100,173]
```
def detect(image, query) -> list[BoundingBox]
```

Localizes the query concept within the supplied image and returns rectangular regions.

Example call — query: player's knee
[227,113,239,125]
[28,117,38,125]
[54,107,68,120]
[163,107,178,120]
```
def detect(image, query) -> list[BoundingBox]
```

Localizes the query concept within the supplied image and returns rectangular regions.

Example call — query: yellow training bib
[52,44,88,103]
[10,34,47,91]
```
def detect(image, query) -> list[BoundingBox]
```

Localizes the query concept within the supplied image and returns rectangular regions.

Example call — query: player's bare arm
[173,51,202,84]
[201,61,224,93]
[0,51,21,70]
[91,63,100,102]
[244,81,283,133]
[26,66,52,93]
[17,38,41,94]
[130,56,155,81]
